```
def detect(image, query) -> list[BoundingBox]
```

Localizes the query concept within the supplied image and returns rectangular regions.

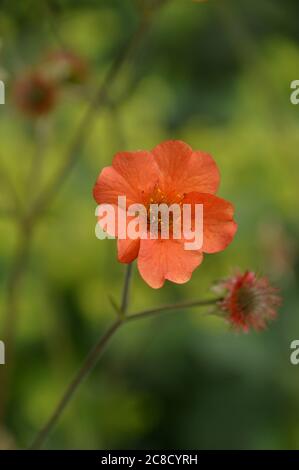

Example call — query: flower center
[236,286,258,316]
[28,85,48,105]
[146,186,184,234]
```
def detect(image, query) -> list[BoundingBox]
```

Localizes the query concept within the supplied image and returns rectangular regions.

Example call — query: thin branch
[120,263,133,315]
[28,295,221,449]
[44,0,69,50]
[28,16,150,223]
[30,263,136,450]
[26,119,49,202]
[29,319,122,450]
[126,297,222,322]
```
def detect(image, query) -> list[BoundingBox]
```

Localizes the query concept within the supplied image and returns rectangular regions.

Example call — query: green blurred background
[0,0,299,450]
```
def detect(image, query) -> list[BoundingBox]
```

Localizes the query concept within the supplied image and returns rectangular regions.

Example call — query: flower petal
[117,238,140,263]
[152,140,220,196]
[183,192,237,253]
[137,238,203,289]
[93,150,159,206]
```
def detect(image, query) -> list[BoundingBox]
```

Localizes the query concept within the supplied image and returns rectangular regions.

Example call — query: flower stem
[120,263,133,315]
[127,297,222,322]
[29,294,221,449]
[29,318,122,451]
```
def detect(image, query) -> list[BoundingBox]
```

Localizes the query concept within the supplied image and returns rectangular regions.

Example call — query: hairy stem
[120,263,133,315]
[29,294,221,449]
[29,318,122,451]
[26,119,48,201]
[127,297,222,322]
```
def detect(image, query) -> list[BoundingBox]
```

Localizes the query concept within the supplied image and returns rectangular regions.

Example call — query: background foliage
[0,0,299,449]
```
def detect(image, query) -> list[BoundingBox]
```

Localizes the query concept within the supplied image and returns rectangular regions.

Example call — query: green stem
[127,297,222,322]
[120,263,133,315]
[29,318,122,451]
[29,293,221,449]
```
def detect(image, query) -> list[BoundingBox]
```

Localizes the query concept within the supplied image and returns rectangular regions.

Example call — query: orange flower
[216,271,281,332]
[93,140,237,288]
[13,71,57,117]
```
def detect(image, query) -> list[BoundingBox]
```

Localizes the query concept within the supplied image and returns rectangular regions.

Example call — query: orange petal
[183,192,237,253]
[137,239,203,289]
[152,140,220,196]
[117,238,140,263]
[93,150,159,206]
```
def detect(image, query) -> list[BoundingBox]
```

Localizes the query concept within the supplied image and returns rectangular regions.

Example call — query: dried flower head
[216,271,281,332]
[13,71,57,117]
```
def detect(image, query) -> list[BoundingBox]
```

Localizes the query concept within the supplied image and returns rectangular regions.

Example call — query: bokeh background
[0,0,299,450]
